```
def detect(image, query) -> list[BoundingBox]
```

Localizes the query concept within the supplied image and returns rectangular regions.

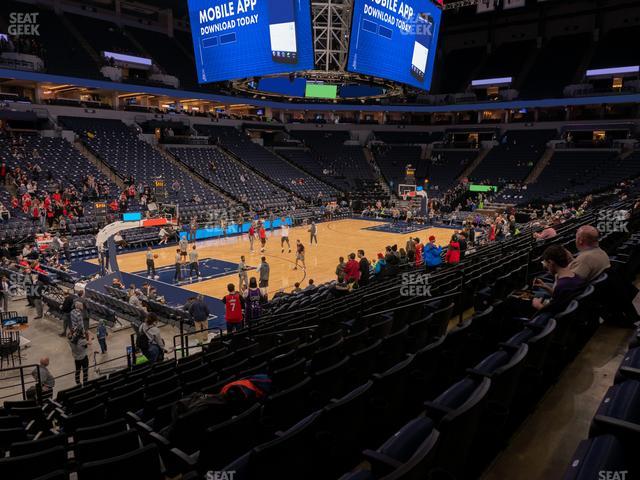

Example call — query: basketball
[153,254,158,259]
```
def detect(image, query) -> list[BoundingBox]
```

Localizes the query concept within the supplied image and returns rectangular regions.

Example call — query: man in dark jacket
[188,295,210,343]
[59,291,76,336]
[358,250,370,286]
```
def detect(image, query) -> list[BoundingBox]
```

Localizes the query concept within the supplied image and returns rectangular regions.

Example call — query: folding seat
[107,387,144,420]
[224,410,323,480]
[0,415,22,429]
[423,377,491,478]
[77,444,163,480]
[69,392,108,414]
[0,427,28,452]
[615,346,640,383]
[562,435,635,480]
[109,379,143,399]
[590,380,640,439]
[262,377,312,433]
[314,381,374,478]
[362,417,440,480]
[406,336,447,415]
[367,355,415,444]
[58,404,106,434]
[347,339,382,385]
[142,388,182,420]
[309,338,346,373]
[426,302,455,341]
[168,402,262,476]
[74,418,128,442]
[0,445,67,479]
[179,364,211,385]
[377,324,409,371]
[311,356,351,407]
[368,316,394,341]
[75,429,141,464]
[272,358,307,390]
[9,433,66,457]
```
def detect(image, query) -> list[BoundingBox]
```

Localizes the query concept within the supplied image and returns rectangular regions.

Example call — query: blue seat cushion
[596,380,640,424]
[378,417,435,463]
[433,378,477,409]
[473,351,510,375]
[564,435,626,480]
[505,329,534,347]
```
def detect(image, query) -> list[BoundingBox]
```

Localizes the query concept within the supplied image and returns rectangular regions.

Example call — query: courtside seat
[562,435,634,480]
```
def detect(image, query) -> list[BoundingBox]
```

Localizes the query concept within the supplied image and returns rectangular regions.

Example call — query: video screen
[188,0,314,83]
[347,0,442,90]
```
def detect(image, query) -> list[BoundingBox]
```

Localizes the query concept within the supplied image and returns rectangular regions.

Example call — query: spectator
[223,283,244,333]
[292,282,302,294]
[445,235,461,264]
[335,256,346,279]
[188,294,210,343]
[534,222,557,241]
[373,253,386,275]
[568,225,610,281]
[31,357,55,397]
[423,236,443,269]
[70,301,84,332]
[59,291,76,337]
[257,256,270,293]
[532,245,585,314]
[139,313,166,363]
[0,275,10,312]
[305,279,317,291]
[358,250,370,286]
[97,320,108,354]
[344,253,360,284]
[69,328,90,385]
[243,277,265,323]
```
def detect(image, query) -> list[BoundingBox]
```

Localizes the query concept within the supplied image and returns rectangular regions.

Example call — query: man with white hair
[568,225,610,281]
[31,357,55,397]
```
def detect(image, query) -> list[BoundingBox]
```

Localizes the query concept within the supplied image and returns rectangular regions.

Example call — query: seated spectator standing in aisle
[344,253,361,285]
[138,313,166,363]
[31,357,54,398]
[223,283,244,333]
[422,235,442,270]
[69,327,90,385]
[358,250,370,287]
[244,277,265,324]
[445,234,461,265]
[188,294,210,343]
[533,244,586,314]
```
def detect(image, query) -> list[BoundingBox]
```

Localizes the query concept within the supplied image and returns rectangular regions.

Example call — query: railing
[0,349,132,403]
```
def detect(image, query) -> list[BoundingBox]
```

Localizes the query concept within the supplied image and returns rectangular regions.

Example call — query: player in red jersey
[259,225,267,253]
[223,283,244,333]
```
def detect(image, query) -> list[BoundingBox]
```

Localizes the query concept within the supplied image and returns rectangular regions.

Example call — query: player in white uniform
[280,218,291,253]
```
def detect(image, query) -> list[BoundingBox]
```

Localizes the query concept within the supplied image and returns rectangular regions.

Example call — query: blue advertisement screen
[187,0,314,83]
[347,0,441,90]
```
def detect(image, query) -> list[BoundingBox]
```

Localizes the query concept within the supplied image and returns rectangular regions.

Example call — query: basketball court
[105,218,456,299]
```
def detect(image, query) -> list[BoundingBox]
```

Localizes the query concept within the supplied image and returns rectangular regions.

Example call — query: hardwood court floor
[111,219,457,299]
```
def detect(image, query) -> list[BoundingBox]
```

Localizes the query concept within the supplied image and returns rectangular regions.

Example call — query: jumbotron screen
[347,0,442,90]
[187,0,315,83]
